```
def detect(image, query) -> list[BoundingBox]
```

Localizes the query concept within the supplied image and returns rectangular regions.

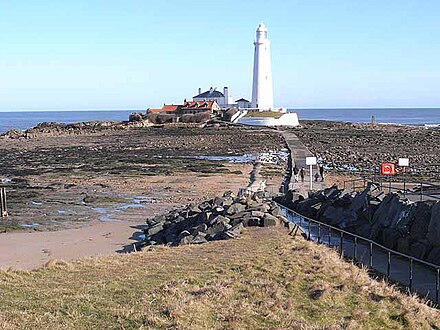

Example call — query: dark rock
[226,203,246,215]
[409,242,429,259]
[381,228,400,250]
[179,235,193,245]
[190,224,208,235]
[397,237,411,255]
[251,210,265,218]
[198,201,212,212]
[426,247,440,265]
[242,217,260,227]
[262,214,278,227]
[409,202,432,240]
[178,230,192,238]
[192,234,208,244]
[147,223,163,236]
[427,202,440,246]
[213,196,225,206]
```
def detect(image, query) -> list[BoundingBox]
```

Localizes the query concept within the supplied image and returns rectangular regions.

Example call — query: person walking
[319,164,324,182]
[293,165,299,182]
[300,167,305,182]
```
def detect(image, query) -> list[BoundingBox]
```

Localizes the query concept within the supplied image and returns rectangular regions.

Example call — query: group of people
[292,154,325,183]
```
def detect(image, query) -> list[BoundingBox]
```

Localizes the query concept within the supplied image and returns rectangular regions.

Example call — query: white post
[309,164,313,191]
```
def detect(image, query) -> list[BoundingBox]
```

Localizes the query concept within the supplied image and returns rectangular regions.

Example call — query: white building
[251,23,274,111]
[193,87,233,108]
[235,98,251,109]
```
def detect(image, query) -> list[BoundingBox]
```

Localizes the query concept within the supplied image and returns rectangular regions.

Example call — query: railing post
[352,180,355,191]
[437,268,439,304]
[420,183,423,201]
[389,177,392,193]
[387,251,391,277]
[328,227,331,246]
[307,219,311,240]
[409,258,413,292]
[353,237,357,262]
[369,242,373,268]
[340,232,344,258]
[317,223,321,243]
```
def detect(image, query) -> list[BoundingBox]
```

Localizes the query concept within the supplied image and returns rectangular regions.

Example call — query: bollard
[328,227,331,246]
[369,242,373,268]
[409,258,413,292]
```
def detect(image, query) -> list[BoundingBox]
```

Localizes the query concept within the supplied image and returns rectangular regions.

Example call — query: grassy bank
[0,228,438,329]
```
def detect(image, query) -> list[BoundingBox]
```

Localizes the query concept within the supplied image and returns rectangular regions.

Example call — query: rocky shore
[0,123,286,230]
[277,185,440,265]
[292,121,440,179]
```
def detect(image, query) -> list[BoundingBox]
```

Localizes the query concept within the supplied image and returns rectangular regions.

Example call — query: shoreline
[0,124,287,269]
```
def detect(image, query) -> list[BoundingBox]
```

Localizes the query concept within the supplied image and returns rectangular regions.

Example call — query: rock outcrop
[276,184,440,265]
[140,191,292,248]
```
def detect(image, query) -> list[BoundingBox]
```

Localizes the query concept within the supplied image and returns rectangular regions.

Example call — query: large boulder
[409,202,433,240]
[370,194,411,241]
[427,202,440,247]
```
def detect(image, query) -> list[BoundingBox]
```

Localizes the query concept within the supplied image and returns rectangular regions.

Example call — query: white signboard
[398,158,409,167]
[306,157,317,166]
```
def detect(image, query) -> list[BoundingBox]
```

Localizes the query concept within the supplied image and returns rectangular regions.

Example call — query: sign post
[398,158,409,196]
[306,157,317,191]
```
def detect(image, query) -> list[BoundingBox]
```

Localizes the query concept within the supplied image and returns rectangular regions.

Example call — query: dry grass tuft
[0,227,439,329]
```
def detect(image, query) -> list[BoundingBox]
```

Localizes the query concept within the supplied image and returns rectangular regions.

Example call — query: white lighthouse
[251,23,273,111]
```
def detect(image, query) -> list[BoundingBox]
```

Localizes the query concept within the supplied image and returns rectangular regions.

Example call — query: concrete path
[281,130,327,195]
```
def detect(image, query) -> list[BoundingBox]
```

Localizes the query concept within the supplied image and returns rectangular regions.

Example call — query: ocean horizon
[0,108,440,134]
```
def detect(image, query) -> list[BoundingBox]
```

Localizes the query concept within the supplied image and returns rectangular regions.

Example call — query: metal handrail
[276,202,440,269]
[275,201,440,303]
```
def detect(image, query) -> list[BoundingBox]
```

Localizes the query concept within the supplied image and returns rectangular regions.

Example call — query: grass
[0,228,439,329]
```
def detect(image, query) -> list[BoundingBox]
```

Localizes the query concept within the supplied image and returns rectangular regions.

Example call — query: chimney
[223,87,229,106]
[209,87,213,94]
[198,87,201,95]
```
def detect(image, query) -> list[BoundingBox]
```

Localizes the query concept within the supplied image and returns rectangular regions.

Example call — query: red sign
[381,163,396,175]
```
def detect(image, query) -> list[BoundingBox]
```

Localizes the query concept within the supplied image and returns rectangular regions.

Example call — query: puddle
[56,210,67,214]
[183,150,289,165]
[117,204,146,211]
[93,207,109,214]
[20,223,40,228]
[99,214,124,222]
[31,201,43,206]
[0,178,12,183]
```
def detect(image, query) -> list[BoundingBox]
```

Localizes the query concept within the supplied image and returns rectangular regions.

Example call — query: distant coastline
[289,108,440,126]
[1,108,440,134]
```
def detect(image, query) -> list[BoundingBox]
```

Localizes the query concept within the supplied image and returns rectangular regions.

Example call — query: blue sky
[1,0,440,110]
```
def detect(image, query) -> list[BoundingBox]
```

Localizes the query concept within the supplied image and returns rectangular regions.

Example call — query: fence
[0,188,7,218]
[343,176,440,201]
[276,202,440,304]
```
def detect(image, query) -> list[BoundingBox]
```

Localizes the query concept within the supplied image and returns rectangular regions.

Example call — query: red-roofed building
[180,100,221,115]
[147,100,221,116]
[148,104,179,114]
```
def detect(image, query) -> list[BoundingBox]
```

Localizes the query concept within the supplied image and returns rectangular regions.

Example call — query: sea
[0,108,440,134]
